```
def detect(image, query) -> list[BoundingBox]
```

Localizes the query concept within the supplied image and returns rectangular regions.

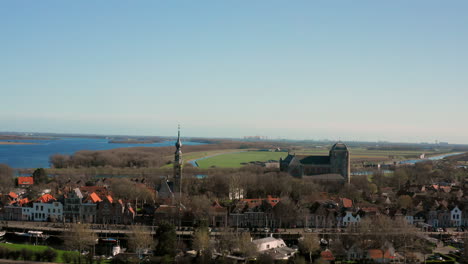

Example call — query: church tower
[329,142,351,184]
[173,125,182,193]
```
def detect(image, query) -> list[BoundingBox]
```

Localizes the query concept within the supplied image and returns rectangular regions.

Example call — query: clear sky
[1,1,468,143]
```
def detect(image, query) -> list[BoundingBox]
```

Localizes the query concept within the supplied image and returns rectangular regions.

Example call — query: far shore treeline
[49,139,284,169]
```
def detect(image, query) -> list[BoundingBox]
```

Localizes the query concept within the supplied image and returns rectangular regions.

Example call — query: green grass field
[0,243,75,263]
[0,243,109,263]
[196,151,288,168]
[193,147,452,169]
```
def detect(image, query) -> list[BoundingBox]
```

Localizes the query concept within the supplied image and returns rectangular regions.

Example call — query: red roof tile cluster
[368,249,394,260]
[129,207,135,215]
[17,177,34,185]
[36,194,56,203]
[321,250,335,261]
[89,192,102,203]
[340,198,353,208]
[8,192,18,199]
[242,195,280,208]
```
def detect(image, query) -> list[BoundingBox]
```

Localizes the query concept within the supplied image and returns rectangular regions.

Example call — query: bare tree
[127,224,155,258]
[0,164,14,193]
[236,233,257,259]
[192,227,211,256]
[299,234,320,263]
[64,224,97,253]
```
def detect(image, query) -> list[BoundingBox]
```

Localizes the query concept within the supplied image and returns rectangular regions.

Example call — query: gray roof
[73,188,83,199]
[252,237,282,245]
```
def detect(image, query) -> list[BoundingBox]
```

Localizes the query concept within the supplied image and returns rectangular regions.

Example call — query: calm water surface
[0,138,203,169]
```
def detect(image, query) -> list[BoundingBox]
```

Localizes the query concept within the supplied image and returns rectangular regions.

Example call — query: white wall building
[23,202,63,222]
[451,206,462,227]
[253,237,287,252]
[342,211,360,227]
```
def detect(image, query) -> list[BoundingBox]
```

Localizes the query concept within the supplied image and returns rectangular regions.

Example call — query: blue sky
[1,1,468,143]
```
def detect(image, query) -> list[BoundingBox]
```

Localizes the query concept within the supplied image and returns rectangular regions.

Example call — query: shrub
[35,251,44,262]
[62,251,74,263]
[43,248,58,262]
[0,246,10,259]
[20,248,34,261]
[8,250,21,260]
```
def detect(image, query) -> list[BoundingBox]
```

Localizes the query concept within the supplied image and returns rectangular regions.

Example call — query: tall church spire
[173,125,182,194]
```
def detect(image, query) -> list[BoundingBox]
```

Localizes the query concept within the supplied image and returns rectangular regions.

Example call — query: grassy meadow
[195,151,288,168]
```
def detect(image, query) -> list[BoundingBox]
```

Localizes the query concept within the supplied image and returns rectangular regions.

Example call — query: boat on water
[98,238,123,256]
[14,231,50,240]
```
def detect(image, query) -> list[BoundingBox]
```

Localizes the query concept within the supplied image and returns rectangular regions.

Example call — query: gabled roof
[340,198,353,208]
[106,195,113,203]
[17,177,33,185]
[299,155,330,165]
[88,192,102,203]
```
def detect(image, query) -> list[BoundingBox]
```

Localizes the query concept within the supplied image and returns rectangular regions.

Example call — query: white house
[342,211,360,227]
[23,202,63,222]
[253,237,286,252]
[451,206,462,227]
[252,237,296,260]
[405,215,414,225]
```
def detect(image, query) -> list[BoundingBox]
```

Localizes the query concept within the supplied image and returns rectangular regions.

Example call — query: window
[267,244,270,249]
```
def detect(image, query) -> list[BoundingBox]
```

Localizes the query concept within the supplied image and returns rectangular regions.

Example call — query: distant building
[280,142,351,183]
[17,177,34,188]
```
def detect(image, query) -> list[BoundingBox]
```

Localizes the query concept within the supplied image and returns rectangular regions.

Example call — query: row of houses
[1,186,136,224]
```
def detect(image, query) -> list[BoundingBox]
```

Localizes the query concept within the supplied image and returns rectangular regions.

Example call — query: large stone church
[279,142,351,183]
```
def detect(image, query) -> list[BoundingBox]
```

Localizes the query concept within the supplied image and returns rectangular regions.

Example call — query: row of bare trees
[49,140,282,169]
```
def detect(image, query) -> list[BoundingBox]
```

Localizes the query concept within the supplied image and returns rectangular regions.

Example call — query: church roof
[282,154,294,163]
[298,155,330,165]
[331,142,348,151]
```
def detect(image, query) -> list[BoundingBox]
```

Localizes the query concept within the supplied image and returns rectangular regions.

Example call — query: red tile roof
[341,198,353,208]
[106,195,113,203]
[321,250,335,261]
[242,196,280,208]
[368,249,394,260]
[17,177,34,185]
[129,207,135,215]
[18,198,29,206]
[8,192,18,199]
[89,192,102,203]
[36,194,56,203]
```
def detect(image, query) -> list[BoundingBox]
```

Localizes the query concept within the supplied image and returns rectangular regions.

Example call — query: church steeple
[173,125,182,194]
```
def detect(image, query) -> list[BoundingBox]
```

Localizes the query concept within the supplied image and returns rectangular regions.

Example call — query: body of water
[0,138,204,169]
[398,152,463,165]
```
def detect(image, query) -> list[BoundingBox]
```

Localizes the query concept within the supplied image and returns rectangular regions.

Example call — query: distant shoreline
[0,141,38,145]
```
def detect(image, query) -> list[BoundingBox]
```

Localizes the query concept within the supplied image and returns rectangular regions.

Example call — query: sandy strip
[0,141,37,145]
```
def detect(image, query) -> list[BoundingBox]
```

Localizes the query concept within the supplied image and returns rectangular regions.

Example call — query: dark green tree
[155,222,177,257]
[32,168,48,184]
